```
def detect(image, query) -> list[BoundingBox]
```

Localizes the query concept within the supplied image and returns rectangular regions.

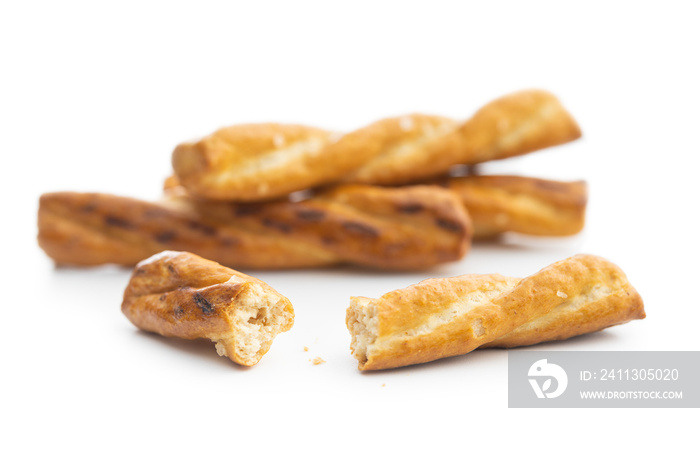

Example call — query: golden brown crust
[347,255,645,370]
[121,251,294,366]
[38,184,472,270]
[339,114,460,185]
[342,91,580,184]
[38,191,333,269]
[445,175,588,238]
[172,115,462,199]
[173,123,336,202]
[455,89,582,165]
[171,90,581,199]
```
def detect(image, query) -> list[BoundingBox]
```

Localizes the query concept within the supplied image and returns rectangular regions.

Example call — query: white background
[2,1,698,464]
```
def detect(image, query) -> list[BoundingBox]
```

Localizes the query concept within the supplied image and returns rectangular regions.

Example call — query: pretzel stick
[121,251,294,366]
[346,254,644,370]
[173,90,580,201]
[38,184,472,270]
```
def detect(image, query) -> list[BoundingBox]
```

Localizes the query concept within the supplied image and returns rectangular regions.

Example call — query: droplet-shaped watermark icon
[528,359,568,399]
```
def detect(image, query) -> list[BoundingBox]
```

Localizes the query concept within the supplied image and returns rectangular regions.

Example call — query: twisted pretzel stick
[346,254,645,370]
[444,175,588,238]
[173,90,581,201]
[121,251,294,366]
[38,184,472,270]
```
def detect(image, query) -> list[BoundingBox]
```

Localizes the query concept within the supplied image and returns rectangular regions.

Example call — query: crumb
[556,291,568,299]
[310,357,326,365]
[303,346,309,352]
[382,384,386,387]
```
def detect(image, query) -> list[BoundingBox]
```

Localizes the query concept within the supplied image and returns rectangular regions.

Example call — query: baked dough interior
[213,280,289,364]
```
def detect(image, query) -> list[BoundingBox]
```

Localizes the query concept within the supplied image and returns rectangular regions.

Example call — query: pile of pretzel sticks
[38,89,585,270]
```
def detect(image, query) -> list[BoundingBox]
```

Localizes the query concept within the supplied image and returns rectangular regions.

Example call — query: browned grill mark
[155,231,176,243]
[262,218,292,233]
[167,264,176,274]
[193,294,214,315]
[435,218,464,234]
[82,203,97,213]
[187,220,216,236]
[219,237,239,246]
[296,209,326,221]
[105,216,133,229]
[173,306,185,318]
[398,203,424,214]
[233,205,259,216]
[342,221,379,237]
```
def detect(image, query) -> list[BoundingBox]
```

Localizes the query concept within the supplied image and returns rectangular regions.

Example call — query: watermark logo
[528,358,568,399]
[510,351,698,408]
